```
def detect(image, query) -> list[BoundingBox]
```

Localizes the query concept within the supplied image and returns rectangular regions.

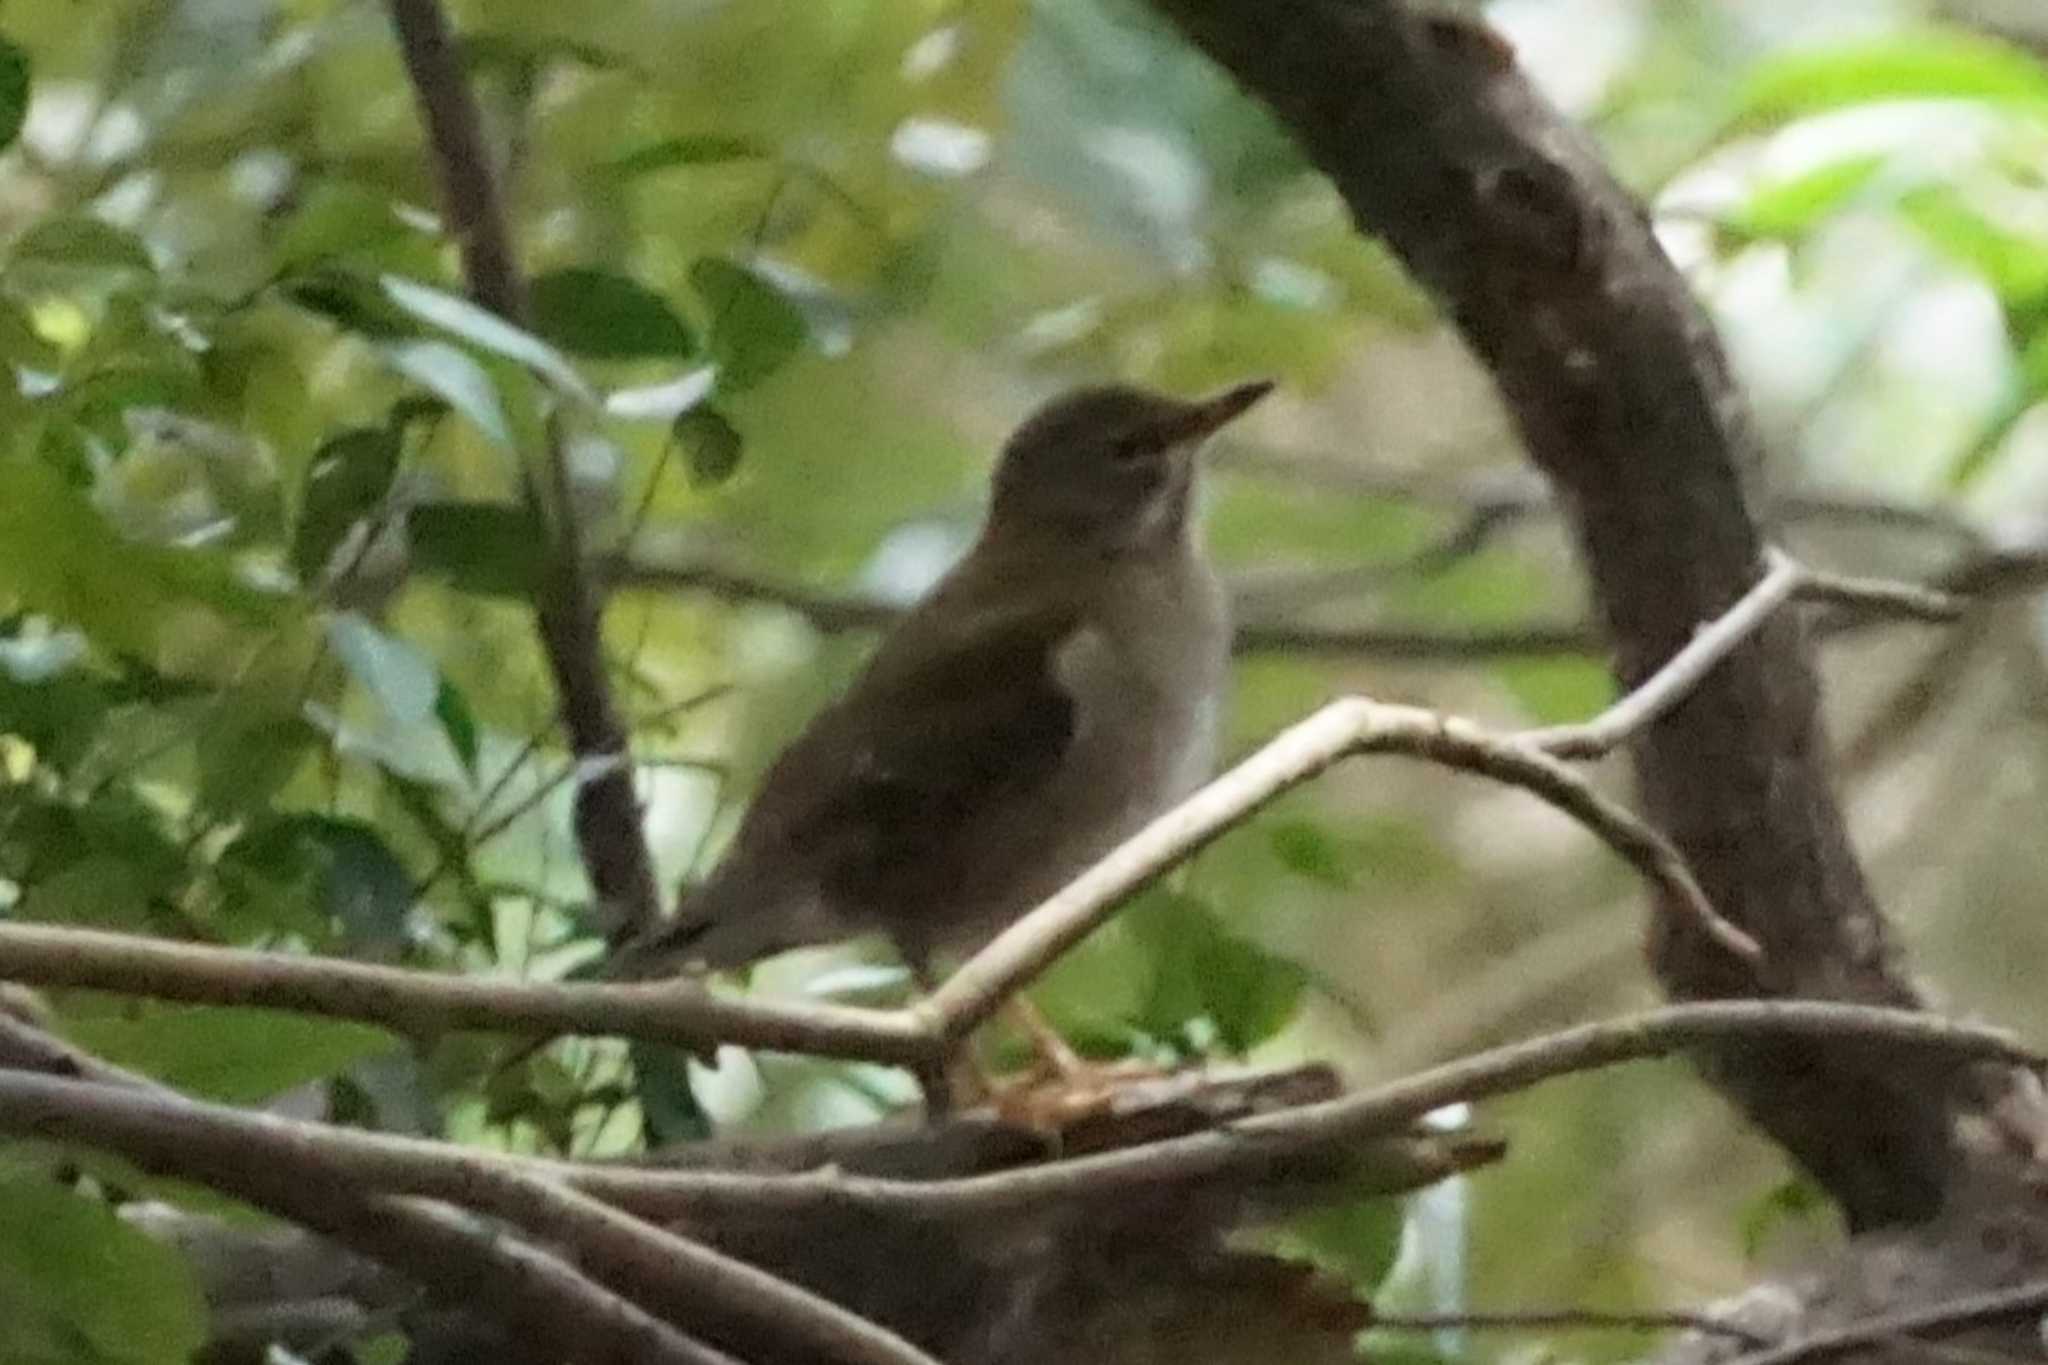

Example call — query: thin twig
[1716,1279,2048,1365]
[1366,1306,1772,1346]
[384,0,663,940]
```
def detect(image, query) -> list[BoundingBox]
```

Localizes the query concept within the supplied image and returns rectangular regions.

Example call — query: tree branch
[384,0,663,940]
[0,1068,941,1365]
[1142,0,2044,1225]
[0,921,930,1064]
[0,1019,734,1365]
[1715,1279,2048,1365]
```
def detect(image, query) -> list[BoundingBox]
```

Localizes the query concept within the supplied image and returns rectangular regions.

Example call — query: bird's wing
[733,578,1084,879]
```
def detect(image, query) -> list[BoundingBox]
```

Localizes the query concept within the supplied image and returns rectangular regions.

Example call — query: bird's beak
[1179,378,1275,443]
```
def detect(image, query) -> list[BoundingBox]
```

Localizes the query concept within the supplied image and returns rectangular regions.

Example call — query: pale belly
[929,570,1228,958]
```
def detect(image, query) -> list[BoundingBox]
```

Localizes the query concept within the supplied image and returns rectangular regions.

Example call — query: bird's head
[985,379,1273,556]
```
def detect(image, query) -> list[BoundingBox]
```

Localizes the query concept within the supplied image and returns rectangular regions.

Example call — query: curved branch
[1142,0,2044,1224]
[0,1069,940,1365]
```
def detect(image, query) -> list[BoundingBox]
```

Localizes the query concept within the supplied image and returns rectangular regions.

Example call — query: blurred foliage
[0,0,2047,1361]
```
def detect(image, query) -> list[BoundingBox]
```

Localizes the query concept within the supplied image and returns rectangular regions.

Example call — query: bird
[617,378,1272,1022]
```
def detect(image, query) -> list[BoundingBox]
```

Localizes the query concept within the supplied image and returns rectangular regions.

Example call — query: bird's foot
[986,997,1171,1135]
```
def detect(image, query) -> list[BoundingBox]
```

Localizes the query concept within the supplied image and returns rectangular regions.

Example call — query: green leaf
[381,339,514,448]
[281,270,420,339]
[0,1175,206,1365]
[604,135,766,178]
[1738,1176,1836,1259]
[690,257,808,393]
[9,215,154,276]
[1267,818,1354,889]
[408,500,546,597]
[197,710,321,818]
[0,460,282,654]
[1128,894,1307,1053]
[1724,154,1890,241]
[529,267,697,359]
[1900,186,2048,308]
[292,426,402,585]
[379,274,596,403]
[630,1042,713,1144]
[60,1006,392,1103]
[248,814,416,948]
[1733,28,2048,123]
[0,38,31,155]
[435,678,481,777]
[17,855,156,931]
[676,405,744,487]
[274,181,418,273]
[1275,1188,1406,1290]
[0,293,58,369]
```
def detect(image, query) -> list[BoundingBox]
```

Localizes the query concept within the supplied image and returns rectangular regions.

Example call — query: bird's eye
[1108,434,1155,463]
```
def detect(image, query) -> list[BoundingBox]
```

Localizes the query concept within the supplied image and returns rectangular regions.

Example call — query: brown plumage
[618,380,1271,980]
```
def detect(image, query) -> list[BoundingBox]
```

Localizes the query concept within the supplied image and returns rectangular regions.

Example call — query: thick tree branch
[0,1069,941,1365]
[0,1019,732,1365]
[384,0,662,940]
[1143,0,2046,1225]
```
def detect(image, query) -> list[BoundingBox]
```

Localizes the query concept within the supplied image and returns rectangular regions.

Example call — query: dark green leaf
[281,270,420,339]
[0,1174,207,1365]
[10,216,154,276]
[690,257,808,393]
[307,816,416,948]
[530,267,697,359]
[0,38,29,154]
[408,500,546,597]
[197,710,320,818]
[17,856,156,931]
[60,1006,393,1103]
[605,135,766,178]
[379,273,595,402]
[273,181,417,273]
[676,405,744,487]
[292,426,402,585]
[631,1042,713,1144]
[435,679,481,776]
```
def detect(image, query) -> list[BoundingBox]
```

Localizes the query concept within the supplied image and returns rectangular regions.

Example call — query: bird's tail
[604,869,823,980]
